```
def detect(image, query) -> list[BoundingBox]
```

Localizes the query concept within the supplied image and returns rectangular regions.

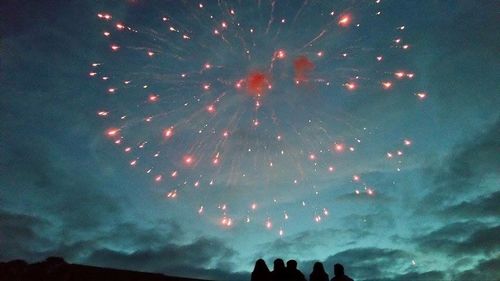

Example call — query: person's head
[274,258,285,271]
[334,263,345,276]
[253,259,269,273]
[286,259,297,270]
[313,262,325,273]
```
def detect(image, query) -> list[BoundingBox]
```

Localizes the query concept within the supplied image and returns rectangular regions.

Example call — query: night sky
[1,1,499,280]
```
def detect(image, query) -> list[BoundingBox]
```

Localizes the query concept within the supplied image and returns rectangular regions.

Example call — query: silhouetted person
[310,262,329,281]
[286,259,306,281]
[251,259,272,281]
[330,263,353,281]
[271,258,287,281]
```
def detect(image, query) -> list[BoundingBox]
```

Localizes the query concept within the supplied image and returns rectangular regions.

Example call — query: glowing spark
[328,166,335,172]
[416,92,427,100]
[353,175,360,182]
[171,170,178,177]
[147,51,155,57]
[167,190,177,198]
[110,44,120,51]
[404,139,412,146]
[395,72,405,78]
[334,143,345,152]
[275,49,286,59]
[106,128,120,137]
[198,206,204,214]
[317,51,324,57]
[164,127,174,139]
[207,104,216,113]
[97,111,109,116]
[124,147,131,153]
[130,160,137,166]
[251,203,257,210]
[155,175,162,182]
[266,219,272,229]
[116,23,125,30]
[338,15,351,27]
[382,81,393,89]
[148,94,159,102]
[183,155,195,166]
[97,13,112,20]
[344,82,356,91]
[376,56,383,61]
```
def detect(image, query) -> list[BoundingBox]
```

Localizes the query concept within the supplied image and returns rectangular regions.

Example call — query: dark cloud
[416,221,500,257]
[0,136,121,232]
[422,120,499,210]
[85,237,242,280]
[0,209,52,261]
[370,270,446,281]
[320,247,411,280]
[440,190,500,219]
[257,226,373,262]
[453,256,500,281]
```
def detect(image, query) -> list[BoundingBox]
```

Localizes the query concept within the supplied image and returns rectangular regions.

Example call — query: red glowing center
[246,71,270,96]
[293,56,315,82]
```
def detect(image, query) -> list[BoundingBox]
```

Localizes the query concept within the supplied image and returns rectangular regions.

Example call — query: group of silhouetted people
[251,258,353,281]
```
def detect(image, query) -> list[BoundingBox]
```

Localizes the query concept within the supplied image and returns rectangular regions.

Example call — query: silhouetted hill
[0,257,213,281]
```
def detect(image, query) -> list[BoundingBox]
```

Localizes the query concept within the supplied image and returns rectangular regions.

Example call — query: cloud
[370,270,446,281]
[321,247,411,279]
[85,236,242,280]
[422,119,499,210]
[0,136,122,232]
[0,209,52,261]
[453,256,500,281]
[416,221,500,257]
[440,191,500,219]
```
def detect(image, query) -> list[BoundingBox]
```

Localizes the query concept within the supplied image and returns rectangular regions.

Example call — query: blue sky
[0,1,498,280]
